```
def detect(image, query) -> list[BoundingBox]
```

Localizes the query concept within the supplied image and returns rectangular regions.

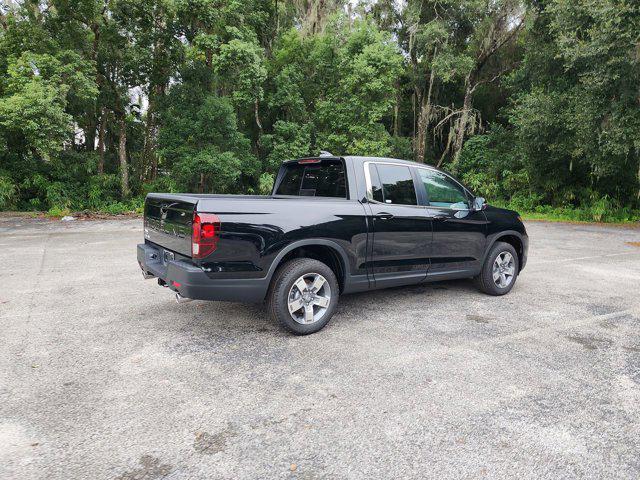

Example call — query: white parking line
[531,251,640,266]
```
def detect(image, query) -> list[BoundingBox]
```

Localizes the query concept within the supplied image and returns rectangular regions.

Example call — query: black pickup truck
[137,154,528,334]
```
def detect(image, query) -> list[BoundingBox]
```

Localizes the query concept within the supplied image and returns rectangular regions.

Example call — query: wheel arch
[266,239,350,293]
[486,231,525,272]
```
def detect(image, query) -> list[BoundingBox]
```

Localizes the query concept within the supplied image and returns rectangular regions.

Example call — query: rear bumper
[137,243,268,303]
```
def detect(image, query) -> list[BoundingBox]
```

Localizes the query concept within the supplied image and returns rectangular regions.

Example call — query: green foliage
[264,121,311,171]
[87,174,122,209]
[258,172,274,195]
[0,175,17,210]
[47,205,72,217]
[503,0,640,207]
[457,125,527,200]
[158,88,256,192]
[314,20,403,156]
[0,50,97,159]
[0,0,637,222]
[498,198,640,224]
[212,39,267,106]
[97,198,145,215]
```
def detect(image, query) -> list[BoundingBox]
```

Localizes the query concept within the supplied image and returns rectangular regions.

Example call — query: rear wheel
[475,241,519,295]
[268,258,339,335]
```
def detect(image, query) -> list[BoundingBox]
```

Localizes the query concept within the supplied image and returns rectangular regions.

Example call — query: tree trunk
[142,85,161,182]
[118,114,129,198]
[437,128,454,168]
[254,98,264,154]
[85,114,96,152]
[142,108,154,181]
[637,155,640,200]
[415,65,436,163]
[415,96,430,163]
[451,75,474,166]
[415,95,428,163]
[393,81,400,137]
[205,48,212,68]
[97,107,107,174]
[411,92,416,151]
[86,20,101,154]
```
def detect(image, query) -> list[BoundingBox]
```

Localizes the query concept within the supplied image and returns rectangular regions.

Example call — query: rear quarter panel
[194,197,369,281]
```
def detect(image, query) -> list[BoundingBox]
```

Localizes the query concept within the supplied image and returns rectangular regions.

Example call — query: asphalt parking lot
[1,216,639,479]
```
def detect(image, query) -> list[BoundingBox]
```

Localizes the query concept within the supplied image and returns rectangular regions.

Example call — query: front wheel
[475,241,519,295]
[268,258,339,335]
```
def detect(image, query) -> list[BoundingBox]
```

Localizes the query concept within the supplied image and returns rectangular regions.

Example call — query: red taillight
[192,212,220,259]
[298,159,321,164]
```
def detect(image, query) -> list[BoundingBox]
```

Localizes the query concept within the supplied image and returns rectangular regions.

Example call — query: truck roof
[344,155,427,168]
[287,154,432,167]
[285,154,447,174]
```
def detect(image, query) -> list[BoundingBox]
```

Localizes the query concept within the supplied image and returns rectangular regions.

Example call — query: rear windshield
[275,159,347,198]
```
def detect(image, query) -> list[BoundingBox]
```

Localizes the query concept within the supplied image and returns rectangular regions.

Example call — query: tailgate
[144,195,196,257]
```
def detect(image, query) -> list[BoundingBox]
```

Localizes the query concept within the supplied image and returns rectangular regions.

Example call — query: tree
[113,0,182,182]
[452,1,524,166]
[158,78,257,192]
[504,0,640,206]
[293,0,346,35]
[548,0,640,199]
[402,0,449,163]
[0,0,637,217]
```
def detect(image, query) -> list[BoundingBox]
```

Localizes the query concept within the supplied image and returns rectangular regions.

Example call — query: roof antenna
[319,150,333,157]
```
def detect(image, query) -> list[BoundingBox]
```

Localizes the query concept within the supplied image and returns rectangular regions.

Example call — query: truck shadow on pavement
[161,278,481,340]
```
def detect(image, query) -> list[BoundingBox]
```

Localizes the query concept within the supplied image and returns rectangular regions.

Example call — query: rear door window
[275,160,347,198]
[368,164,417,205]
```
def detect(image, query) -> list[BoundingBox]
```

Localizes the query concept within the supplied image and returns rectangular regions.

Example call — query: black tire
[268,258,339,335]
[475,241,519,296]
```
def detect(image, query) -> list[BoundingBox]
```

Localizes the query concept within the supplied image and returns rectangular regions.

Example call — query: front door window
[417,169,469,210]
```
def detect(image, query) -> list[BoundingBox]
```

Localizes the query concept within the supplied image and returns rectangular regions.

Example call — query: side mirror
[472,197,487,211]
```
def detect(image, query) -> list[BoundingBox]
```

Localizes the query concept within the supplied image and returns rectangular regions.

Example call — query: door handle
[431,213,448,220]
[375,212,394,220]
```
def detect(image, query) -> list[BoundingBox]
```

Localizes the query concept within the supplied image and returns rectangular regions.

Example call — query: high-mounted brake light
[192,212,221,259]
[298,159,321,164]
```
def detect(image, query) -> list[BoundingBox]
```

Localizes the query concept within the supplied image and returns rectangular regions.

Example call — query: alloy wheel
[493,252,515,288]
[287,273,332,324]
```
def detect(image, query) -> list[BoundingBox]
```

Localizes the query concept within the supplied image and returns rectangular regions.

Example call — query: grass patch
[44,197,144,218]
[493,200,640,224]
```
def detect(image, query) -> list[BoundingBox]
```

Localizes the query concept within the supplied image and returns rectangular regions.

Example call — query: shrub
[47,205,72,217]
[508,193,545,212]
[0,175,17,210]
[87,174,121,209]
[259,173,274,195]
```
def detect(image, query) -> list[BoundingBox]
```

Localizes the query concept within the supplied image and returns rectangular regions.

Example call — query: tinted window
[368,164,384,203]
[276,166,303,195]
[276,160,347,198]
[418,169,468,208]
[371,164,417,205]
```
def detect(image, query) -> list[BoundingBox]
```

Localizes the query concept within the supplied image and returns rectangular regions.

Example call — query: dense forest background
[0,0,639,221]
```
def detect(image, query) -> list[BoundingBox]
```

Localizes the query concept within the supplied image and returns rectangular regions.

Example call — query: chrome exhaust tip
[142,270,154,280]
[175,292,193,304]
